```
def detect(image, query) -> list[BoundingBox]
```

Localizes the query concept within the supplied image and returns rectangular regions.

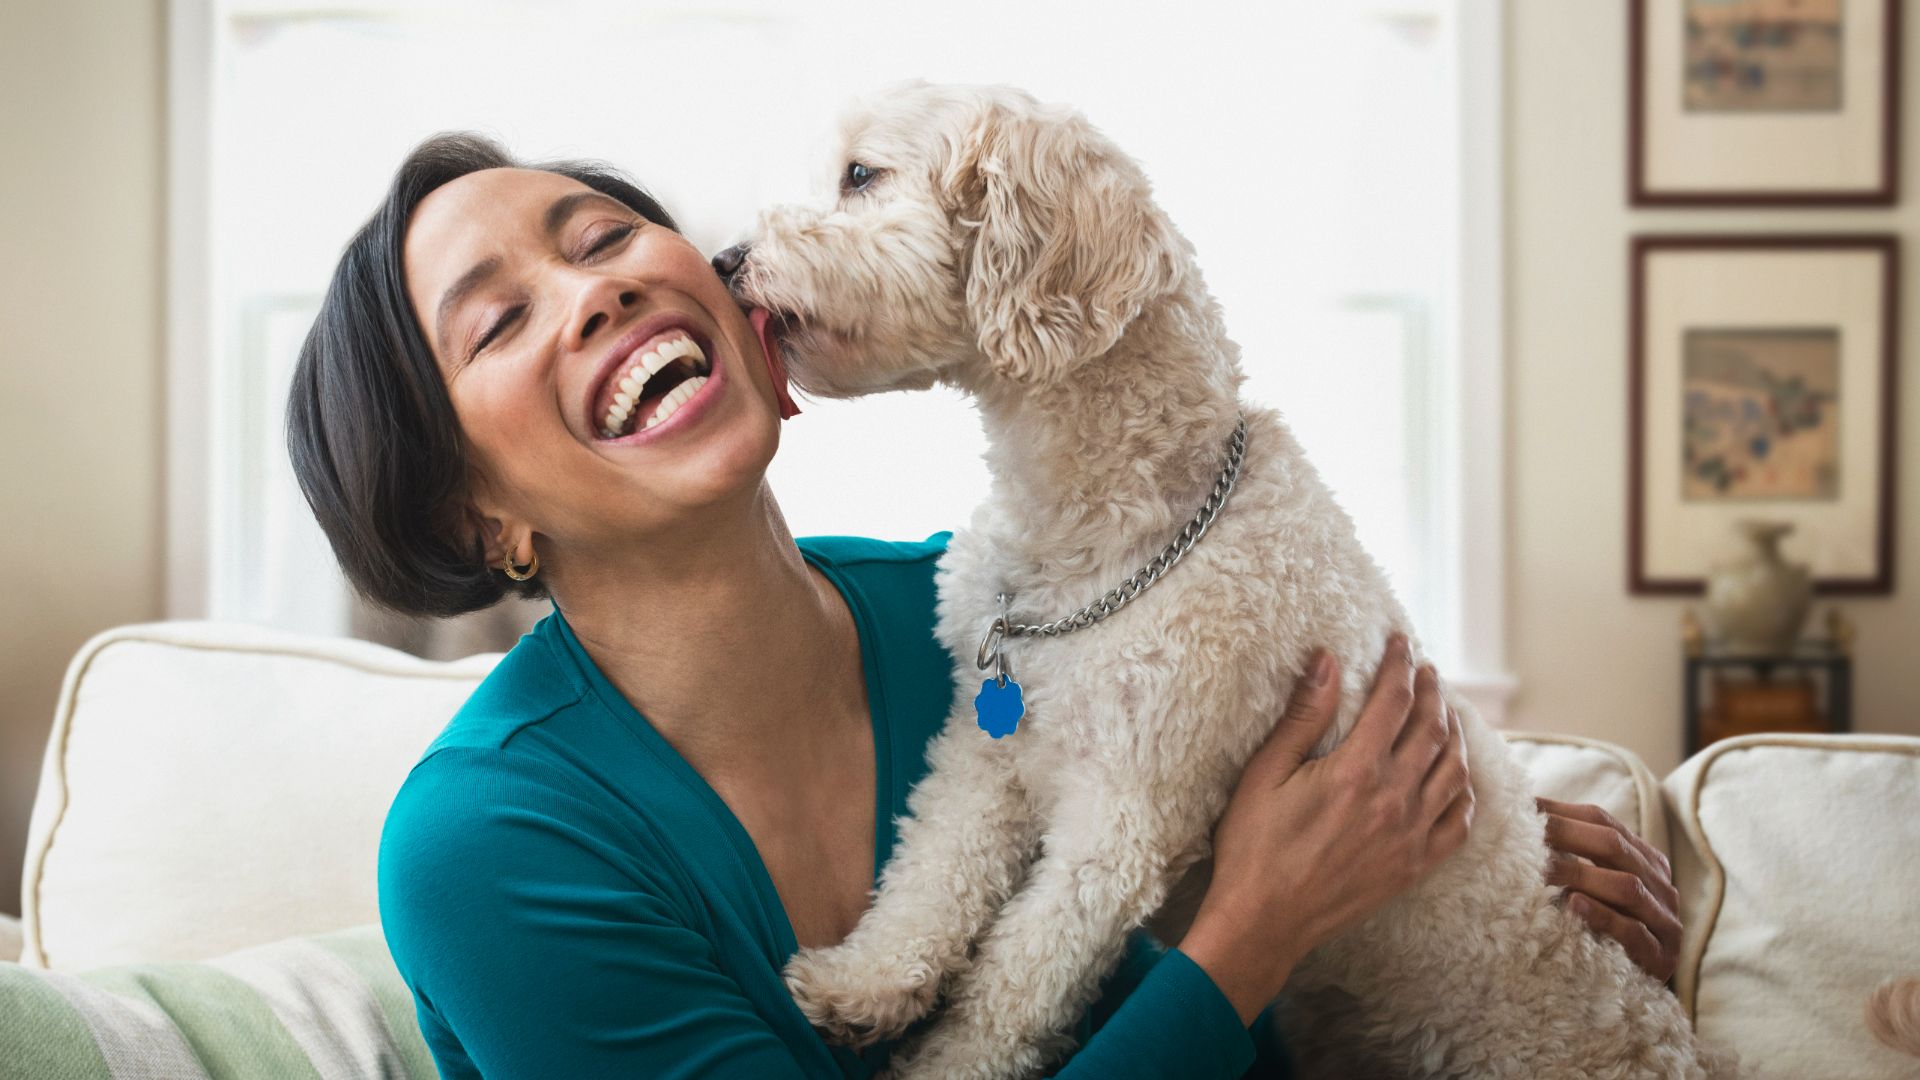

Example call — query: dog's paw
[783,943,943,1048]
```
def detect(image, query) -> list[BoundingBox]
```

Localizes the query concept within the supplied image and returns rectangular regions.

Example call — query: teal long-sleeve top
[378,533,1286,1078]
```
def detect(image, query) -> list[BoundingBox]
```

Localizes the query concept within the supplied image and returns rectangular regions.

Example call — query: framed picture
[1630,235,1899,594]
[1629,0,1901,205]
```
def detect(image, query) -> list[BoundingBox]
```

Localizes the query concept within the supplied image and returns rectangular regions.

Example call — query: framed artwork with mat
[1629,234,1899,594]
[1629,0,1901,205]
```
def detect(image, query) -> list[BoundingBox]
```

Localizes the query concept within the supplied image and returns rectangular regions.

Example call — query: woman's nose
[569,284,640,346]
[711,244,751,282]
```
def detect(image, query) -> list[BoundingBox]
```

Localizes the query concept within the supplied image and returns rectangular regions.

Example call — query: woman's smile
[586,311,730,445]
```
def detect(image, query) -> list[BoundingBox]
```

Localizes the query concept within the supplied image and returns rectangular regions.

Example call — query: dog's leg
[885,776,1203,1080]
[784,718,1038,1046]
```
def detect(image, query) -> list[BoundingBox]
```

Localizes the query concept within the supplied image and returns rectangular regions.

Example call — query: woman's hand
[1537,797,1682,985]
[1177,635,1474,1024]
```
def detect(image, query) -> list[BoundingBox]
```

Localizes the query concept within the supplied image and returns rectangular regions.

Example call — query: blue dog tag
[975,677,1025,739]
[974,592,1025,739]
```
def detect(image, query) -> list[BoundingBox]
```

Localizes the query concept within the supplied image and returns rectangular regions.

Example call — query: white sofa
[6,621,1919,1078]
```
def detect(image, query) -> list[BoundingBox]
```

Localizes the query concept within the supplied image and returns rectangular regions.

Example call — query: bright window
[181,0,1504,698]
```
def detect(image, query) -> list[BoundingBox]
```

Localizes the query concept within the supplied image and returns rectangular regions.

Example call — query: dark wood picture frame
[1629,234,1899,594]
[1629,0,1902,206]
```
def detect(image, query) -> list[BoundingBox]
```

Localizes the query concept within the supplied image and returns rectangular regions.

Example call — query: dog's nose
[711,243,751,282]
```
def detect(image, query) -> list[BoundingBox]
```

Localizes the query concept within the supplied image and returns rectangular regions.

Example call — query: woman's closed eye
[464,221,641,362]
[468,304,524,361]
[581,221,637,259]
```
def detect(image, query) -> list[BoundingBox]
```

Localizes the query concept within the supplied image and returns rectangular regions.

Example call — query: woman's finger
[1547,857,1682,960]
[1539,804,1678,912]
[1538,798,1671,880]
[1417,704,1470,821]
[1567,892,1672,983]
[1246,649,1344,783]
[1390,664,1451,782]
[1424,780,1475,865]
[1332,634,1416,764]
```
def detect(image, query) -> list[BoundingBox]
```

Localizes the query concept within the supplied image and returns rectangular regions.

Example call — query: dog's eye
[842,162,880,194]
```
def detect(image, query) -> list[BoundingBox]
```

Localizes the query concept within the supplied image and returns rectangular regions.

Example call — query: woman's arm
[1054,940,1273,1078]
[379,749,824,1080]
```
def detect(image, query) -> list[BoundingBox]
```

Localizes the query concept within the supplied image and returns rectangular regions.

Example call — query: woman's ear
[451,466,532,571]
[946,99,1184,385]
[452,503,514,569]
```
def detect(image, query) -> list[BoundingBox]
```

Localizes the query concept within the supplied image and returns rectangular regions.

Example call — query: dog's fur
[1869,977,1920,1057]
[730,82,1737,1080]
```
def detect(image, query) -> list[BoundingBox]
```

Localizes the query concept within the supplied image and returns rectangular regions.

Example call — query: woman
[288,134,1684,1079]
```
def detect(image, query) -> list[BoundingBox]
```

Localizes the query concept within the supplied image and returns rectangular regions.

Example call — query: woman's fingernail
[1570,895,1589,918]
[1306,650,1333,687]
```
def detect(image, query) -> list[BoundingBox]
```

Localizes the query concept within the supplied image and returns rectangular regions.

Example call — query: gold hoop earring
[502,549,540,582]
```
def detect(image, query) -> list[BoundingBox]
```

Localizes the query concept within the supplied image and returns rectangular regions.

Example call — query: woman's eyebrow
[433,191,633,350]
[542,189,628,235]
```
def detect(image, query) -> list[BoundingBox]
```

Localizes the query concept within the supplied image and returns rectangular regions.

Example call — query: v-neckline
[548,544,896,964]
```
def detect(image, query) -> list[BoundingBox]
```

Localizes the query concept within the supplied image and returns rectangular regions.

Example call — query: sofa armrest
[0,914,21,963]
[1503,730,1669,859]
[1663,733,1920,1078]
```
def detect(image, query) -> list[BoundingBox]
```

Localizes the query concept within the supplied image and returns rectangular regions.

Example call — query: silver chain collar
[976,414,1248,682]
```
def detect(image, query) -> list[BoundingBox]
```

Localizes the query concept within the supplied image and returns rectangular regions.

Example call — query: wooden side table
[1681,640,1852,757]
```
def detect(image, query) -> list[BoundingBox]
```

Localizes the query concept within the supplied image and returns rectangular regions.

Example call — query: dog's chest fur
[927,406,1410,807]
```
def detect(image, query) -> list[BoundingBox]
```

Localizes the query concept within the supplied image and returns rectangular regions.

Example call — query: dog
[726,81,1737,1080]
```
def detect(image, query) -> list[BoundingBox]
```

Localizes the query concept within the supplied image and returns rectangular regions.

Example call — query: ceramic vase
[1704,520,1813,654]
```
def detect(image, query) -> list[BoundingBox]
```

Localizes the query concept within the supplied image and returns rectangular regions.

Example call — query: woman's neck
[549,482,866,777]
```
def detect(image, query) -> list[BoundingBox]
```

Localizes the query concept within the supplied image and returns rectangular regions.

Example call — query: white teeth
[642,375,709,431]
[597,334,710,438]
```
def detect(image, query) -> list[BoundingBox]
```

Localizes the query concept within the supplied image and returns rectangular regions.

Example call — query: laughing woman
[287,135,1684,1079]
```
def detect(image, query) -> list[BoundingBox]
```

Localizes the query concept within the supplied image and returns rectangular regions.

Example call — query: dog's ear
[944,100,1183,384]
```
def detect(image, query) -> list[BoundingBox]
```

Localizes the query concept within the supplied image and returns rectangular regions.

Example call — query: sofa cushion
[1664,733,1920,1080]
[20,623,497,970]
[20,622,1671,971]
[1503,730,1670,857]
[0,923,431,1079]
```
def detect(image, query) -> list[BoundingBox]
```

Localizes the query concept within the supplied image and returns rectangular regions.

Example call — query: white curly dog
[728,82,1736,1080]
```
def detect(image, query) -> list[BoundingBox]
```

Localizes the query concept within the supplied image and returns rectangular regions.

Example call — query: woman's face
[404,167,784,571]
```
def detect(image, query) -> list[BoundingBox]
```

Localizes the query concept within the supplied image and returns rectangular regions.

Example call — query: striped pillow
[0,924,432,1080]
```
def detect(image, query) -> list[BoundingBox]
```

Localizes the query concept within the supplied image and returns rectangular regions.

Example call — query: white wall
[1505,0,1919,773]
[0,0,167,916]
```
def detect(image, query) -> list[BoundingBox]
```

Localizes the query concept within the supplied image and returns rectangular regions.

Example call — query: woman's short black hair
[286,133,678,618]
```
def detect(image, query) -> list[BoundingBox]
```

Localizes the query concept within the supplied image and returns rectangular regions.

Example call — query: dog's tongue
[751,307,801,420]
